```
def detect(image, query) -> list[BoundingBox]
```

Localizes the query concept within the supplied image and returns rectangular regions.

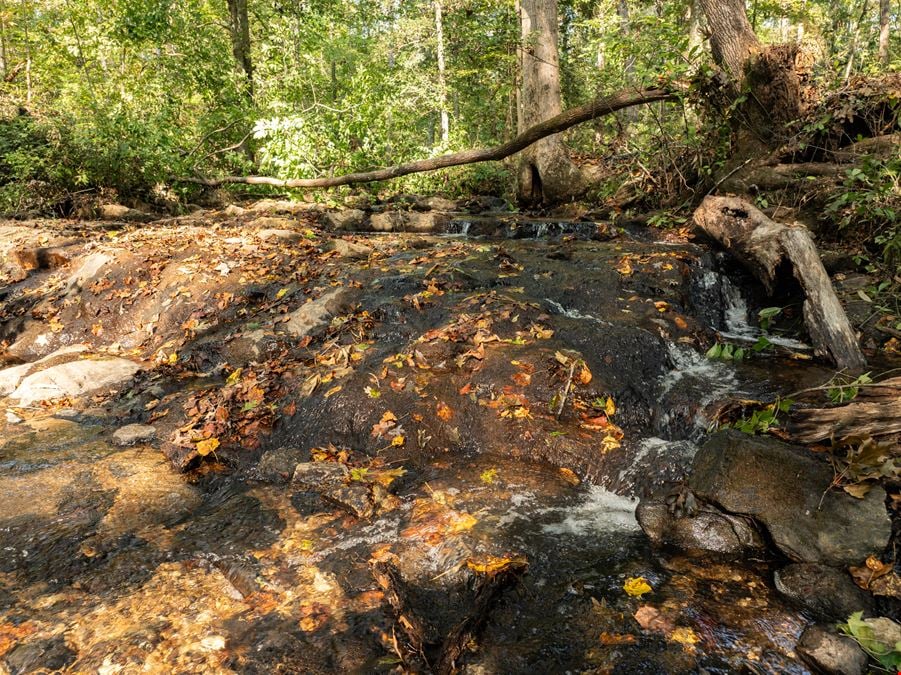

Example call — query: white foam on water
[616,437,699,488]
[545,299,612,326]
[541,486,639,535]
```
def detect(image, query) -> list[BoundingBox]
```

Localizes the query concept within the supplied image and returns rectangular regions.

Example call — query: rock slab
[283,288,350,338]
[689,431,891,566]
[10,358,142,405]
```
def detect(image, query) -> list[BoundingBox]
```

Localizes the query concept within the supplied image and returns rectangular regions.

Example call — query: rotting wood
[371,557,527,674]
[693,195,866,372]
[177,86,675,190]
[790,377,901,442]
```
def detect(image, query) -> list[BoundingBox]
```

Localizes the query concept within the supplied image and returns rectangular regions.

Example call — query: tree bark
[693,196,866,373]
[434,0,449,145]
[517,0,584,205]
[697,0,760,80]
[226,0,254,101]
[879,0,891,64]
[177,86,674,189]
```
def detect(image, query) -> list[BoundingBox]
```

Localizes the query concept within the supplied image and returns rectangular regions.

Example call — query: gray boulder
[112,424,157,446]
[256,228,303,243]
[323,209,366,231]
[636,500,764,555]
[323,238,373,260]
[690,431,891,566]
[283,288,350,338]
[10,358,141,405]
[371,211,448,233]
[796,626,868,675]
[0,345,89,397]
[774,563,874,622]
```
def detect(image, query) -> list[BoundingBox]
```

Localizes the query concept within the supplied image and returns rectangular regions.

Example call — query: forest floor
[0,198,898,673]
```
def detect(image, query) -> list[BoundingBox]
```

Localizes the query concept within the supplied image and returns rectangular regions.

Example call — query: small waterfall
[544,299,612,326]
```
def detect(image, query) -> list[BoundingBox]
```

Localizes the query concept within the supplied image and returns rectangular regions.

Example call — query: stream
[0,212,842,673]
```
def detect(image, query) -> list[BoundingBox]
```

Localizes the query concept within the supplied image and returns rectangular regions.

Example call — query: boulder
[370,211,448,233]
[0,345,89,397]
[323,484,375,519]
[10,358,142,405]
[774,563,874,622]
[636,499,764,555]
[292,461,346,489]
[795,626,868,675]
[414,196,459,212]
[222,204,246,217]
[257,447,311,483]
[112,424,157,446]
[689,431,891,566]
[323,238,373,260]
[283,288,350,338]
[250,216,298,231]
[256,228,303,243]
[98,204,154,222]
[323,209,366,231]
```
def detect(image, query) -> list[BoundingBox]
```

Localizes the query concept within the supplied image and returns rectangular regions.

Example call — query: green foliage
[757,306,783,331]
[839,612,901,671]
[825,157,901,265]
[827,372,873,404]
[726,398,793,435]
[705,342,746,362]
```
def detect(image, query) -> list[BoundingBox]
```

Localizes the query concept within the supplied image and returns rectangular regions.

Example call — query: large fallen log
[790,376,901,442]
[177,86,675,189]
[693,195,866,372]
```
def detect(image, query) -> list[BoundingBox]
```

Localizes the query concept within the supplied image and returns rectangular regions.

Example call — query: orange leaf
[436,401,453,421]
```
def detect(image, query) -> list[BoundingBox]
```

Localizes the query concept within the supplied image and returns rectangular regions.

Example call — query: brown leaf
[436,401,453,422]
[634,605,674,634]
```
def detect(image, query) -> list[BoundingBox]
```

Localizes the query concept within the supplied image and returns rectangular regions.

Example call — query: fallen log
[790,377,901,442]
[693,195,866,372]
[177,86,676,189]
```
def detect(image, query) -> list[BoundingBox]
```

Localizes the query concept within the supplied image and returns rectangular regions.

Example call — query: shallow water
[0,224,830,673]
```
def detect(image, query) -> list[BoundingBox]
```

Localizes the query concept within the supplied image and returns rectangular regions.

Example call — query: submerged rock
[112,424,157,446]
[292,461,346,489]
[774,563,874,622]
[256,447,311,483]
[795,625,868,675]
[323,484,375,519]
[10,358,141,405]
[636,499,764,555]
[689,431,891,566]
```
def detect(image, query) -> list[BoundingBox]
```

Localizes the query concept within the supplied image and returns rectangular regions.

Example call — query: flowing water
[0,220,831,673]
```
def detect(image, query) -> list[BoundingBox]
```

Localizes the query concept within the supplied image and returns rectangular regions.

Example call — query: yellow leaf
[226,368,243,385]
[605,397,616,417]
[578,364,592,385]
[670,627,699,645]
[196,437,220,456]
[466,554,528,574]
[558,467,581,485]
[601,434,622,452]
[168,352,178,365]
[324,385,342,398]
[480,468,498,484]
[391,434,405,447]
[623,576,652,597]
[276,288,288,299]
[448,512,477,533]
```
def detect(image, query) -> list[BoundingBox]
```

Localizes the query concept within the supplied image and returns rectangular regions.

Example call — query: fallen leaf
[196,437,220,456]
[391,434,405,447]
[466,554,528,574]
[634,605,674,633]
[670,627,699,645]
[624,576,652,597]
[558,467,581,485]
[480,468,498,484]
[599,632,636,645]
[436,401,453,422]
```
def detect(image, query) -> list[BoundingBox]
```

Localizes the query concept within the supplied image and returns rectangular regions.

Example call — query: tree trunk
[879,0,891,64]
[434,0,449,145]
[699,0,814,153]
[226,0,254,101]
[697,0,760,80]
[517,0,584,205]
[686,0,704,55]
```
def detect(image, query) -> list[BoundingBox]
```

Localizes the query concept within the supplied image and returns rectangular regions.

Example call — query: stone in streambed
[323,484,374,519]
[689,431,891,566]
[283,288,351,339]
[636,500,764,555]
[323,238,373,260]
[795,625,868,675]
[112,424,157,446]
[323,209,366,231]
[774,563,874,622]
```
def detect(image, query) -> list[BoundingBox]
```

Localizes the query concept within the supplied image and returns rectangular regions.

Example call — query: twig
[556,362,575,420]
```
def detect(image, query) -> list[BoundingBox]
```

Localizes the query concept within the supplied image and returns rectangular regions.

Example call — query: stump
[693,196,866,372]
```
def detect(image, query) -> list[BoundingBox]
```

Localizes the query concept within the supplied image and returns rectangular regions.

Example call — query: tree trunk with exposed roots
[516,0,584,205]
